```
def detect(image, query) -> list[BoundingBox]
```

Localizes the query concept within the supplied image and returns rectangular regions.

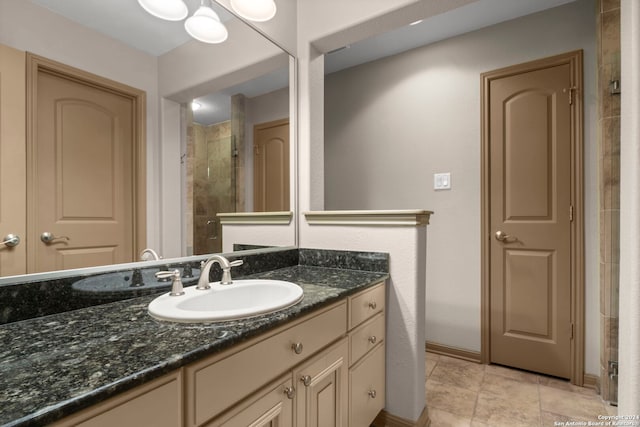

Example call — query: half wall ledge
[303,210,433,226]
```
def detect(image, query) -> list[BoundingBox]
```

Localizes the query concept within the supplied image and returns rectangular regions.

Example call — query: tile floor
[426,352,617,427]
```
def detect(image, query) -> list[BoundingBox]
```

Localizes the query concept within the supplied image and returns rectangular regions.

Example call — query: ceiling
[30,0,235,56]
[28,0,576,125]
[324,0,577,74]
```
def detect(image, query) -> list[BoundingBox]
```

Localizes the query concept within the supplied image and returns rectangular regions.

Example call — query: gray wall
[324,0,599,374]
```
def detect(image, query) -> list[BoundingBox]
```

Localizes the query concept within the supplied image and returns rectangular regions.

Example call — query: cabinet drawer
[204,374,293,427]
[52,371,182,427]
[187,302,347,426]
[349,343,385,427]
[349,282,385,329]
[350,312,385,365]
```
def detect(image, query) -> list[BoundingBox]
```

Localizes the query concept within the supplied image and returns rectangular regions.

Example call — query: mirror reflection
[0,0,293,278]
[185,67,289,255]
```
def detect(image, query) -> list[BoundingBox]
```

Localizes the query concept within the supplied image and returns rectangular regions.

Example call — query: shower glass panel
[190,121,236,255]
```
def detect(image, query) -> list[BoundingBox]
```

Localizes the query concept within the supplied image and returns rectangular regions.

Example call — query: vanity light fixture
[191,101,202,111]
[137,0,188,21]
[230,0,277,22]
[185,0,229,44]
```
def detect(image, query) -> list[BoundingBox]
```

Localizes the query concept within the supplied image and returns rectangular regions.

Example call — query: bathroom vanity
[0,248,388,426]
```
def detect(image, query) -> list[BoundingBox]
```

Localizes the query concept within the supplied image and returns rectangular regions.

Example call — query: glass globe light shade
[137,0,188,21]
[185,6,229,44]
[230,0,277,22]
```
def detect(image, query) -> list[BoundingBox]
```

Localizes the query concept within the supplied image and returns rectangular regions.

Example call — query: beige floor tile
[437,355,480,368]
[605,403,617,416]
[538,375,599,397]
[427,407,472,427]
[430,358,485,391]
[426,351,440,361]
[473,392,541,427]
[480,373,540,402]
[426,357,437,377]
[426,379,478,418]
[541,411,575,426]
[485,364,539,384]
[539,385,608,421]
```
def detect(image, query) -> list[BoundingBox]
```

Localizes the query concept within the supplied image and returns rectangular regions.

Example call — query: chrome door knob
[40,232,70,244]
[1,234,20,247]
[495,230,511,242]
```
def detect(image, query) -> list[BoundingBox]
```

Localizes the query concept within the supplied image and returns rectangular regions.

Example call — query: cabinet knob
[368,301,377,310]
[368,335,377,344]
[368,389,377,399]
[291,342,304,354]
[284,386,296,399]
[300,375,312,387]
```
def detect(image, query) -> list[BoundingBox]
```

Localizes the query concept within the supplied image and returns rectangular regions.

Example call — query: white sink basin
[148,279,304,323]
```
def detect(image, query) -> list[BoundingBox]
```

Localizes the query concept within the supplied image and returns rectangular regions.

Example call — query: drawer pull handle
[284,386,296,399]
[368,336,377,344]
[369,301,377,310]
[292,342,304,354]
[301,375,312,387]
[368,389,377,399]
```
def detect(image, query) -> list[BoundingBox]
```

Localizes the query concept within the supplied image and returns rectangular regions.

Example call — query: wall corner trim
[217,211,293,225]
[303,210,433,226]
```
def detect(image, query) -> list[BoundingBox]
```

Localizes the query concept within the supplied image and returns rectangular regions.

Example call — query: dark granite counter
[0,264,388,427]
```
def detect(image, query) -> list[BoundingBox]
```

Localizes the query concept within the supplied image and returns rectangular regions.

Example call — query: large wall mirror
[0,0,295,280]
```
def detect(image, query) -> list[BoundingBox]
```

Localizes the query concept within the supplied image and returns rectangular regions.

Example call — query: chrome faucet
[197,255,244,289]
[140,248,161,261]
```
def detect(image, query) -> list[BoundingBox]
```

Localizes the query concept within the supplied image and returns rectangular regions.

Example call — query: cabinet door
[205,375,293,427]
[293,338,349,427]
[349,343,385,427]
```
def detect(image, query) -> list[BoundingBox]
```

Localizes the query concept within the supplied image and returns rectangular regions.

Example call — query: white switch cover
[434,173,451,190]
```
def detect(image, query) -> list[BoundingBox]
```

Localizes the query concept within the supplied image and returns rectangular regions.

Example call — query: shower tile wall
[597,0,620,404]
[193,121,233,255]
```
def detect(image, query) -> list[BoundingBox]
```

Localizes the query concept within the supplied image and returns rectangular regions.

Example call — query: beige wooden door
[254,118,289,212]
[487,62,573,378]
[0,45,27,276]
[29,61,136,273]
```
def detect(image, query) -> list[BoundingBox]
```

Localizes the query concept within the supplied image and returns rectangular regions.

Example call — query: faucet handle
[156,269,185,296]
[229,260,244,268]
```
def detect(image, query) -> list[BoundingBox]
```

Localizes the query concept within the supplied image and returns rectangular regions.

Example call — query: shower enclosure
[186,119,237,255]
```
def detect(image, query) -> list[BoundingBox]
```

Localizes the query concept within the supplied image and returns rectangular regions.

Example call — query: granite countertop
[0,265,388,427]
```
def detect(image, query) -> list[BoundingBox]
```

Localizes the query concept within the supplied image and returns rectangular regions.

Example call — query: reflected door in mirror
[0,44,27,276]
[253,119,289,212]
[29,55,142,273]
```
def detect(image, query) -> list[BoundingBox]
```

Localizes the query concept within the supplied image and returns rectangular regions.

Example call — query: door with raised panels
[253,118,289,212]
[29,56,140,273]
[487,58,574,378]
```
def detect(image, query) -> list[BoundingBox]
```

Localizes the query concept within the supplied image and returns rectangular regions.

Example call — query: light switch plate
[434,173,451,190]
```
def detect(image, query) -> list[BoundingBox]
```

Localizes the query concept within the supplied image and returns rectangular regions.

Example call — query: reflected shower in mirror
[185,64,289,255]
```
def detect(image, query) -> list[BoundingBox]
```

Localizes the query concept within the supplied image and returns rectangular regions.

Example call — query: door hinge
[609,360,619,381]
[569,205,574,222]
[564,86,577,105]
